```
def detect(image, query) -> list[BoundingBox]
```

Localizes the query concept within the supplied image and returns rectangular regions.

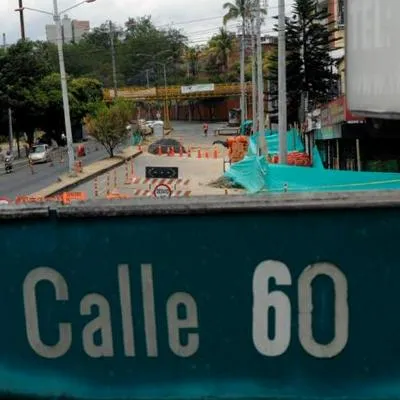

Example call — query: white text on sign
[22,261,349,359]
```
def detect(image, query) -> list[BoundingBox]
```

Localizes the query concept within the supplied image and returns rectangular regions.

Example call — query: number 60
[252,261,349,358]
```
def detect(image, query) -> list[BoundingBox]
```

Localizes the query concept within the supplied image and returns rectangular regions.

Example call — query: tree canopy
[84,100,134,157]
[268,0,338,123]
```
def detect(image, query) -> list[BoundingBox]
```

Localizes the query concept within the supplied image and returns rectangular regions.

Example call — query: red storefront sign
[320,96,364,127]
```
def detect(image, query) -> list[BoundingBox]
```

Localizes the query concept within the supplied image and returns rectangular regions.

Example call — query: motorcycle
[4,155,13,174]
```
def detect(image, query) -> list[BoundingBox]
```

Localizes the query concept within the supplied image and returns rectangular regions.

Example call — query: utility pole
[251,19,257,133]
[54,0,75,175]
[256,0,267,155]
[239,21,246,125]
[2,33,6,50]
[162,63,171,130]
[8,108,13,153]
[278,0,288,164]
[18,0,26,40]
[145,69,150,88]
[109,20,118,99]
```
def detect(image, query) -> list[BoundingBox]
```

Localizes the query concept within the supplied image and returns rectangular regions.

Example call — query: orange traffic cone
[158,145,162,156]
[205,151,209,159]
[213,149,218,159]
[170,146,175,157]
[197,149,201,159]
[179,146,183,157]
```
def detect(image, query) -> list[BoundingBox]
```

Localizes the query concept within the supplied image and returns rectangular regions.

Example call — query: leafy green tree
[84,100,134,157]
[30,73,103,141]
[0,40,55,145]
[268,0,338,123]
[121,16,187,86]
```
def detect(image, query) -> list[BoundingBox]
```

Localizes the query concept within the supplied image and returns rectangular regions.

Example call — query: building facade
[45,15,90,44]
[307,0,400,173]
[72,20,90,42]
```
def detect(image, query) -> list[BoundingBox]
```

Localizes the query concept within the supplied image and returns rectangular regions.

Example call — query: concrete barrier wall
[1,193,400,399]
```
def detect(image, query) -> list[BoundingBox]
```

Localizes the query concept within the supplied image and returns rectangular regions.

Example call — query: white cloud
[1,0,293,45]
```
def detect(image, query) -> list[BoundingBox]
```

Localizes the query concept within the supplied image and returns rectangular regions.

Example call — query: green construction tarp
[225,129,400,193]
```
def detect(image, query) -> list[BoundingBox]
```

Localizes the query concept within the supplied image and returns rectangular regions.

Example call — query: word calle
[23,264,199,359]
[22,260,350,361]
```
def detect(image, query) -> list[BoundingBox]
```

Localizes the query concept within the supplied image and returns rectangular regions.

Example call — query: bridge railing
[104,83,254,101]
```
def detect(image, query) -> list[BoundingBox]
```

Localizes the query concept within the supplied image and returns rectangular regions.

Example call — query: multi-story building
[316,0,345,50]
[45,15,90,44]
[45,24,57,44]
[72,20,90,42]
[309,0,400,173]
[62,15,73,43]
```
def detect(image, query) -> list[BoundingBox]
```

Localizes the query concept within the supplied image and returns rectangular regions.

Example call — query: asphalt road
[0,143,110,199]
[74,121,231,199]
[0,122,231,200]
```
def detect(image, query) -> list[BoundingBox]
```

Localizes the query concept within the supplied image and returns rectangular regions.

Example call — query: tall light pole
[138,50,172,130]
[159,62,171,130]
[239,21,246,125]
[278,0,287,164]
[256,0,267,155]
[17,0,26,40]
[15,0,96,175]
[109,20,118,99]
[250,19,257,134]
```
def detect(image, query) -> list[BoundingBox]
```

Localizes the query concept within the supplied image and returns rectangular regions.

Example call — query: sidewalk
[32,146,142,198]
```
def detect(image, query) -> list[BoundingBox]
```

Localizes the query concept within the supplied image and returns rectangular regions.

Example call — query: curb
[33,151,143,198]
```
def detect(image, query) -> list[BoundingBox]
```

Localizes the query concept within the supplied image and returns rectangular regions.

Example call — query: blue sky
[2,0,293,45]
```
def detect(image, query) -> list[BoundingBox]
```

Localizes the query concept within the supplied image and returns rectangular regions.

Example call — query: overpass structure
[103,82,253,101]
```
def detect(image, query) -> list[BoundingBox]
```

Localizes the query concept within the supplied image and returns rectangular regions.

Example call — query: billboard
[320,96,364,128]
[181,84,215,94]
[3,201,400,399]
[346,0,400,118]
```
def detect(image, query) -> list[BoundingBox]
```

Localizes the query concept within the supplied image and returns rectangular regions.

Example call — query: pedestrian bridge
[103,82,253,101]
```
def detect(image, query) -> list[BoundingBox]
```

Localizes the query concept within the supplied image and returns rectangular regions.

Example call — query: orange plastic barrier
[227,136,249,163]
[15,196,44,204]
[269,151,312,166]
[74,160,83,173]
[106,192,130,200]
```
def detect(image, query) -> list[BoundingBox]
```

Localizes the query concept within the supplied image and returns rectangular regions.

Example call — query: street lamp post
[278,0,288,164]
[17,0,26,40]
[15,0,96,175]
[256,0,267,155]
[137,51,172,130]
[158,61,171,130]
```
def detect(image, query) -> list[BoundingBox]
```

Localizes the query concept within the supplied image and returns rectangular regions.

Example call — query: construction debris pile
[208,176,244,189]
[148,139,186,155]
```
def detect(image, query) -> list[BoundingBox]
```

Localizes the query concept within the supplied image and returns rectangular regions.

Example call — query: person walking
[203,122,209,137]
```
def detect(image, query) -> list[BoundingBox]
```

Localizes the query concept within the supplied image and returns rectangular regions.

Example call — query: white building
[45,24,57,44]
[62,15,73,43]
[45,15,90,44]
[72,20,90,42]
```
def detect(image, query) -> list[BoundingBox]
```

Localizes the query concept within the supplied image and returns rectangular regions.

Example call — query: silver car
[28,144,52,164]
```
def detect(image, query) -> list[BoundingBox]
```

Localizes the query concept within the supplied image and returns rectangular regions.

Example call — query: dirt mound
[148,139,186,155]
[208,176,244,189]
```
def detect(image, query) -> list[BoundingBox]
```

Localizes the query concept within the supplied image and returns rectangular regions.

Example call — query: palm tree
[223,0,266,122]
[185,46,201,78]
[223,0,248,123]
[208,28,234,73]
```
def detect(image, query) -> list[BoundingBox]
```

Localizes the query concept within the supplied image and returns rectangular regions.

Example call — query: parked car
[28,144,52,164]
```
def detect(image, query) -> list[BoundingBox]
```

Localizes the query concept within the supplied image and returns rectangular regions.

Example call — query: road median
[31,146,142,198]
